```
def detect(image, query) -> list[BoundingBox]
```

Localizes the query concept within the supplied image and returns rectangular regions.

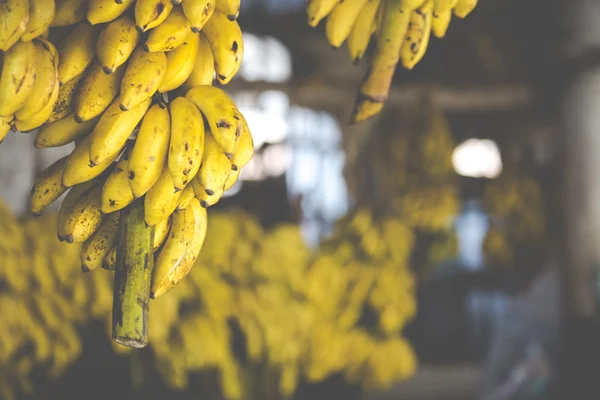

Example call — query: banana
[89,96,152,167]
[153,216,171,251]
[135,0,174,32]
[57,22,101,85]
[326,0,369,48]
[119,47,167,111]
[88,0,134,25]
[215,0,240,21]
[176,185,196,210]
[307,0,341,27]
[158,32,200,92]
[96,15,140,75]
[432,9,452,38]
[62,134,119,187]
[191,175,224,208]
[183,0,215,32]
[35,113,97,148]
[152,198,207,298]
[0,117,11,143]
[0,41,36,117]
[75,62,126,123]
[57,183,103,243]
[29,156,68,215]
[347,0,382,63]
[202,11,244,85]
[102,146,135,213]
[185,86,242,157]
[400,2,433,70]
[15,40,59,121]
[230,114,254,170]
[0,0,29,51]
[183,32,215,90]
[103,246,117,270]
[151,205,196,298]
[433,0,457,12]
[144,166,183,226]
[13,78,60,132]
[48,73,84,123]
[52,0,87,27]
[224,168,240,191]
[81,211,120,272]
[145,5,190,52]
[351,0,411,124]
[453,0,477,18]
[128,103,170,198]
[400,0,427,9]
[168,96,205,190]
[22,0,55,42]
[199,132,231,196]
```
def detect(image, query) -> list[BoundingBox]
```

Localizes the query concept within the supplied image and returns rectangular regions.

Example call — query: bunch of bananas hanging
[306,0,479,123]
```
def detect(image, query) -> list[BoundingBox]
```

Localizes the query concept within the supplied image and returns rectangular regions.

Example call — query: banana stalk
[112,198,154,348]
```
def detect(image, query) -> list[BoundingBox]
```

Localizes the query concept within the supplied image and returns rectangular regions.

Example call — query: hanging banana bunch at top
[307,0,479,124]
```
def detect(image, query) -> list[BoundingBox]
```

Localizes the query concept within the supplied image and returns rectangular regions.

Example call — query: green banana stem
[112,199,154,348]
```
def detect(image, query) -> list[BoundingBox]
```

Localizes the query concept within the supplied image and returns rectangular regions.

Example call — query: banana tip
[227,14,238,22]
[64,235,74,244]
[200,200,209,208]
[74,115,84,124]
[119,104,129,111]
[81,264,90,272]
[143,44,150,52]
[205,189,214,196]
[135,25,145,33]
[231,165,239,171]
[224,152,233,159]
[149,292,155,299]
[102,66,113,75]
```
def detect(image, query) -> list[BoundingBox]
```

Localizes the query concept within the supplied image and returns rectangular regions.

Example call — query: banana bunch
[306,0,479,123]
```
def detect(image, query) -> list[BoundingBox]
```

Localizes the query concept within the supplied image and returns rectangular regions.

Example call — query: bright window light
[452,138,503,179]
[238,33,292,83]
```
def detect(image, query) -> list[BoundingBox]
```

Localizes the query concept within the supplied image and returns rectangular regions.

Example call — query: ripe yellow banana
[185,85,243,157]
[13,79,60,132]
[176,185,196,210]
[307,0,341,27]
[144,166,183,226]
[432,9,452,38]
[0,117,11,143]
[231,114,254,171]
[158,32,200,92]
[0,0,29,51]
[153,216,171,251]
[128,103,170,198]
[15,40,59,121]
[52,0,87,27]
[454,0,477,18]
[81,211,120,272]
[202,11,244,84]
[325,0,369,48]
[400,0,427,9]
[88,0,134,25]
[224,168,240,191]
[400,2,433,70]
[168,96,205,190]
[0,41,36,117]
[144,5,190,52]
[199,132,231,196]
[57,22,101,85]
[215,0,240,21]
[58,184,104,243]
[135,0,174,32]
[101,148,135,213]
[183,32,215,90]
[151,205,196,298]
[96,15,140,75]
[183,0,215,32]
[75,62,126,123]
[433,0,458,12]
[191,175,224,208]
[29,156,68,215]
[347,0,382,63]
[89,96,152,166]
[35,113,97,148]
[22,0,55,42]
[119,47,167,111]
[62,134,119,187]
[48,73,84,123]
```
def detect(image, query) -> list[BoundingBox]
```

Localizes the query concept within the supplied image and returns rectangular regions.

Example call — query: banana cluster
[307,0,479,124]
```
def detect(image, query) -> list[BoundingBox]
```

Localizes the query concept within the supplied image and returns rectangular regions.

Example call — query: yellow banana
[57,184,104,243]
[57,22,101,85]
[230,114,254,170]
[52,0,87,27]
[202,11,244,84]
[183,32,215,90]
[454,0,477,18]
[48,73,84,123]
[81,211,120,272]
[224,168,240,191]
[22,0,55,42]
[35,113,97,148]
[145,5,190,52]
[0,0,29,51]
[400,0,427,9]
[56,181,96,240]
[347,0,382,63]
[153,216,171,251]
[101,147,135,213]
[199,132,231,196]
[88,0,134,25]
[96,15,140,75]
[15,40,59,121]
[89,96,152,166]
[215,0,240,21]
[191,175,224,208]
[75,62,126,123]
[62,134,119,187]
[432,9,452,38]
[326,0,369,48]
[135,0,174,32]
[176,185,196,210]
[400,2,433,70]
[183,0,215,32]
[29,155,68,215]
[0,41,36,117]
[13,78,60,132]
[185,85,242,157]
[307,0,341,27]
[151,205,196,298]
[0,117,11,143]
[168,96,205,190]
[144,166,183,226]
[119,47,167,111]
[433,0,457,12]
[158,31,200,92]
